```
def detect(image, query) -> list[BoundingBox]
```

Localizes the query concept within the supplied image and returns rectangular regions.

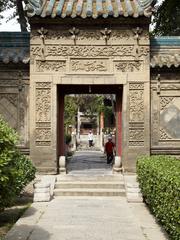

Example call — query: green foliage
[152,0,180,36]
[64,96,78,130]
[0,117,36,211]
[137,155,180,240]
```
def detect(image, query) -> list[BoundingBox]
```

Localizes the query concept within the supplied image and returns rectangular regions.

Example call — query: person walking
[104,135,115,164]
[88,130,94,147]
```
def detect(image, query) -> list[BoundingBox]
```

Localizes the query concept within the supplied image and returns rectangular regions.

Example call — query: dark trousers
[107,153,114,164]
[89,140,93,147]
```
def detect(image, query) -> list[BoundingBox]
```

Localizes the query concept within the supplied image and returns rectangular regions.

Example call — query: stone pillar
[116,90,122,156]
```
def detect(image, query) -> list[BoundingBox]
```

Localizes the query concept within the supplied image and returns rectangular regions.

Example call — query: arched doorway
[57,84,123,173]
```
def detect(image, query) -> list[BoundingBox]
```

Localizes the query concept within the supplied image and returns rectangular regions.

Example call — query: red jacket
[105,141,115,154]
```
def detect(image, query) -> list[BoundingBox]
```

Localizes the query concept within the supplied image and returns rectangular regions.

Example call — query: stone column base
[113,156,122,174]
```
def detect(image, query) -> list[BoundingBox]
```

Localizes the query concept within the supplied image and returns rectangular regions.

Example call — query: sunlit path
[67,151,112,175]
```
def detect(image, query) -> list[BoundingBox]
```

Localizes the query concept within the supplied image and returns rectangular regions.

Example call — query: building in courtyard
[0,0,180,173]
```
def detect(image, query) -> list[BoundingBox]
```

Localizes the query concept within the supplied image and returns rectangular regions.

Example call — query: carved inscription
[36,60,66,72]
[35,82,51,146]
[71,59,108,72]
[114,61,142,72]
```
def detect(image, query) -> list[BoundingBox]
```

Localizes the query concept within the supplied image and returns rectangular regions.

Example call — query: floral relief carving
[36,88,51,122]
[114,61,142,72]
[71,60,107,72]
[129,89,144,122]
[36,60,66,72]
[35,128,51,141]
[160,97,174,111]
[46,45,135,57]
[129,129,144,141]
[35,82,51,146]
[36,83,51,123]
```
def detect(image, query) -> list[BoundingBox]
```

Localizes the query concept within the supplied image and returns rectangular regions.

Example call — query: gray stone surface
[4,197,168,240]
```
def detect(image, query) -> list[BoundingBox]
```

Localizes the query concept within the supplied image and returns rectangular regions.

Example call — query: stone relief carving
[45,45,135,57]
[129,83,144,90]
[71,59,107,72]
[35,128,51,141]
[100,28,111,45]
[36,60,66,72]
[114,61,142,72]
[160,97,174,111]
[37,27,48,61]
[0,93,18,107]
[129,89,144,122]
[32,29,149,42]
[35,82,51,146]
[129,129,144,141]
[129,141,144,147]
[31,45,149,60]
[36,88,51,122]
[69,27,80,45]
[159,127,172,140]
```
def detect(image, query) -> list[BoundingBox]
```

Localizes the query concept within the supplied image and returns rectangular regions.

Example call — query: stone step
[56,175,123,182]
[54,188,126,197]
[55,181,125,189]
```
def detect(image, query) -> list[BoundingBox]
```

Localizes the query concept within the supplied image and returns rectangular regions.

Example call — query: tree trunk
[16,0,27,32]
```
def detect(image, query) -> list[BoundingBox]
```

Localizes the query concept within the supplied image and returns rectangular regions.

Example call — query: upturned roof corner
[24,0,156,19]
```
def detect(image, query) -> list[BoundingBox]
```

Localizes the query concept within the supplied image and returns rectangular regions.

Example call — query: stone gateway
[0,0,180,173]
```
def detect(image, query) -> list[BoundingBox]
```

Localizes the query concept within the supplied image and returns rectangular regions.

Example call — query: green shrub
[0,117,36,211]
[137,155,180,240]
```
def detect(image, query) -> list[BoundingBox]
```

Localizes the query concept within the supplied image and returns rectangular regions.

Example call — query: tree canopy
[152,0,180,36]
[0,0,28,32]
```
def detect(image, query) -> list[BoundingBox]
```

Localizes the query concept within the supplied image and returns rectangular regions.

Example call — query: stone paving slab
[4,197,168,240]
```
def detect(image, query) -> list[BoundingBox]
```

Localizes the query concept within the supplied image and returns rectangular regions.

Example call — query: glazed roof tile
[25,0,156,19]
[0,32,30,64]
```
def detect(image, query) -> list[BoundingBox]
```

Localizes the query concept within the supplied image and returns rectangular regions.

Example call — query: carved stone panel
[129,83,144,122]
[0,93,18,129]
[70,59,108,72]
[160,97,180,140]
[35,82,51,146]
[114,61,142,72]
[36,60,66,72]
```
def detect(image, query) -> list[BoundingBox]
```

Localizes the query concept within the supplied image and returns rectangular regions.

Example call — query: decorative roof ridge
[24,0,157,19]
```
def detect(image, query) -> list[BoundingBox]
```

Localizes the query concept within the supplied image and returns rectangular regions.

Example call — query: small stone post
[113,156,122,174]
[59,156,66,174]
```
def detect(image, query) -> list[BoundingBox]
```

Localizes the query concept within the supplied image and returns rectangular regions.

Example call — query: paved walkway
[4,151,168,240]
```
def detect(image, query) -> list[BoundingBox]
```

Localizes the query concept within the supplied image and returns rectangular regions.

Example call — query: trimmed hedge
[137,155,180,240]
[0,117,36,211]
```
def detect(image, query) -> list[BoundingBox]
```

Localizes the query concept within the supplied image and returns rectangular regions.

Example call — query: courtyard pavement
[4,151,168,240]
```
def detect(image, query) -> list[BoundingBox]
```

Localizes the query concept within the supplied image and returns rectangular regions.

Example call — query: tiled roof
[25,0,156,19]
[0,32,30,64]
[150,37,180,68]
